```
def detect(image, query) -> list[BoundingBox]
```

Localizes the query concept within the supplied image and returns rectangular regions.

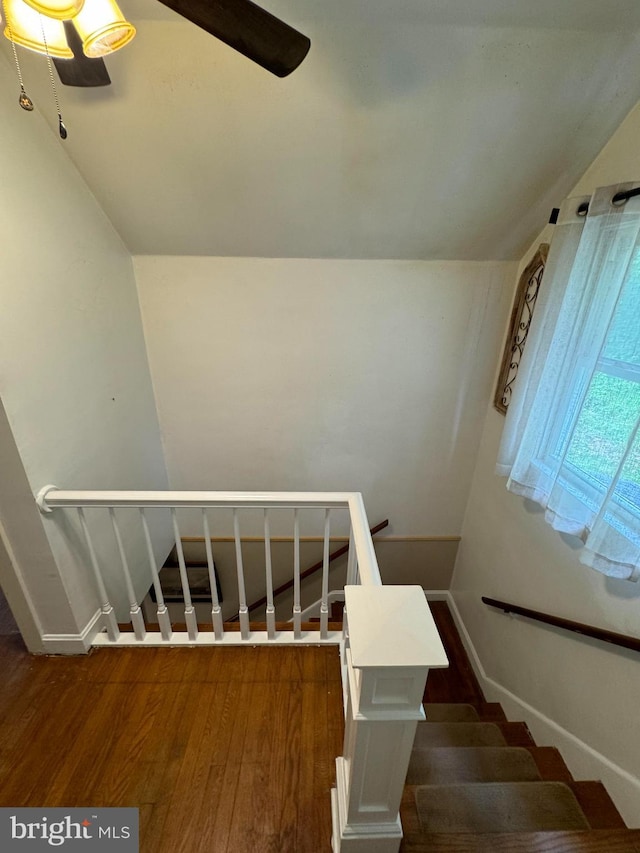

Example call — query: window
[497,185,640,581]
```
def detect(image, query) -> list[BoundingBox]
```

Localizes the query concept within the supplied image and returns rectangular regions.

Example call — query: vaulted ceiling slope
[5,0,640,259]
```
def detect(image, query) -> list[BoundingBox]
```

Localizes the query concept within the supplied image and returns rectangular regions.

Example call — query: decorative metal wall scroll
[494,243,549,414]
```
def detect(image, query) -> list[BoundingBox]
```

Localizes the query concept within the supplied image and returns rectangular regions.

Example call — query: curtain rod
[550,185,640,224]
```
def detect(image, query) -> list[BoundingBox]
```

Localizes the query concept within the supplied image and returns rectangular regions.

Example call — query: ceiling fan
[15,0,311,87]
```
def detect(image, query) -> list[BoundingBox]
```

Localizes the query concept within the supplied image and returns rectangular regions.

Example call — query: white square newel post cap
[345,585,448,670]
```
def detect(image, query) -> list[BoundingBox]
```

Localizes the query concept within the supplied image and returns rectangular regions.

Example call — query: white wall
[451,100,640,825]
[0,57,171,639]
[135,256,515,551]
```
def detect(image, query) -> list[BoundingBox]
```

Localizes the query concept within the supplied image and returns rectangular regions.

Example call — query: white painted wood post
[293,508,302,638]
[140,508,172,641]
[77,508,120,642]
[331,586,448,853]
[233,509,250,640]
[171,508,198,640]
[346,524,358,586]
[264,509,276,640]
[109,508,146,641]
[320,508,330,638]
[202,509,224,640]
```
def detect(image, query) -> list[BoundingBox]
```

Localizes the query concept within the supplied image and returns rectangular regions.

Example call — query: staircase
[396,601,640,852]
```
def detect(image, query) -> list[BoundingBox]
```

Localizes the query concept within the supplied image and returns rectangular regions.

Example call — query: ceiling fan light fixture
[21,0,83,21]
[72,0,135,58]
[2,0,73,58]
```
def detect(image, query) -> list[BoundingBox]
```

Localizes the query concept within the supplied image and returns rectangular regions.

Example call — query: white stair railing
[36,485,448,851]
[36,487,375,646]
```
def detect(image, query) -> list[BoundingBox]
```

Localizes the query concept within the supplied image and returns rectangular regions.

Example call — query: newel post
[331,585,448,853]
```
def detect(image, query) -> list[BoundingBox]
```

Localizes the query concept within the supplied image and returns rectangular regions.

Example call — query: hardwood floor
[1,601,636,852]
[0,642,343,853]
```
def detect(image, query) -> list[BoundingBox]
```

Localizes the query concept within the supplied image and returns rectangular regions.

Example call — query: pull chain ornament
[3,0,35,112]
[19,90,34,111]
[39,13,68,139]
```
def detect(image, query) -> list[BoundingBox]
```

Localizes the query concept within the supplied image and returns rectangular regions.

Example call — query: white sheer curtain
[498,183,640,581]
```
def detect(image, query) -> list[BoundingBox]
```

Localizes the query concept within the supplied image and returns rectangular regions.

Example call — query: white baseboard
[442,590,640,828]
[41,609,102,655]
[422,589,449,601]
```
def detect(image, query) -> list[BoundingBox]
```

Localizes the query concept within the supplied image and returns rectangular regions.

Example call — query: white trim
[443,590,640,827]
[41,608,102,654]
[92,628,342,647]
[331,759,403,852]
[422,589,450,601]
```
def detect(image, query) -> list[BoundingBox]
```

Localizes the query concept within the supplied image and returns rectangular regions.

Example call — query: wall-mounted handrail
[483,596,640,654]
[230,518,389,620]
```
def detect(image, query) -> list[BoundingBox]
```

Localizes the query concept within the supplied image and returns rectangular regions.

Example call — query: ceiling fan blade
[156,0,311,77]
[53,21,111,87]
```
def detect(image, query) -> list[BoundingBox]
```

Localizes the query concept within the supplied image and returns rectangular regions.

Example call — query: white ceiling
[4,0,640,259]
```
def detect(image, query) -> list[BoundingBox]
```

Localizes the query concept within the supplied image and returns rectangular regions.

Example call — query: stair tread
[424,704,480,723]
[407,604,629,844]
[407,747,541,785]
[415,781,590,834]
[415,722,507,749]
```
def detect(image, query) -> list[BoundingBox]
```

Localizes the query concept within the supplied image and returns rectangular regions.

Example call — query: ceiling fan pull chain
[2,0,35,111]
[39,12,68,139]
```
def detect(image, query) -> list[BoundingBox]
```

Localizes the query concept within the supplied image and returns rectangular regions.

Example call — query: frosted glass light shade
[72,0,135,57]
[3,0,73,58]
[22,0,83,21]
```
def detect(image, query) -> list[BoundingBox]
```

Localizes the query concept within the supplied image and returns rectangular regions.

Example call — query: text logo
[0,809,138,851]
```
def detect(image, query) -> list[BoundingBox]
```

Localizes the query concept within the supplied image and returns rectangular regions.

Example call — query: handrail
[36,487,359,510]
[483,596,640,654]
[231,518,389,620]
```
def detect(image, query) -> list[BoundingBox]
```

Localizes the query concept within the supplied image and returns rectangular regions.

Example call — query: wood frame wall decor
[494,243,549,414]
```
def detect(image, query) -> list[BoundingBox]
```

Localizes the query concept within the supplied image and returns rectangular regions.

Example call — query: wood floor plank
[296,680,333,853]
[159,684,230,853]
[270,680,301,853]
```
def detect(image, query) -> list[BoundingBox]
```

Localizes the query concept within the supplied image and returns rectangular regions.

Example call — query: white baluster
[202,509,224,641]
[171,508,198,640]
[233,509,250,640]
[293,508,301,638]
[77,508,120,641]
[320,508,331,638]
[109,507,146,640]
[346,524,358,586]
[139,509,172,641]
[264,509,276,640]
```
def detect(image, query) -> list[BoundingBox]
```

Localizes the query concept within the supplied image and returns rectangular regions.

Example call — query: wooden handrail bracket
[482,596,640,654]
